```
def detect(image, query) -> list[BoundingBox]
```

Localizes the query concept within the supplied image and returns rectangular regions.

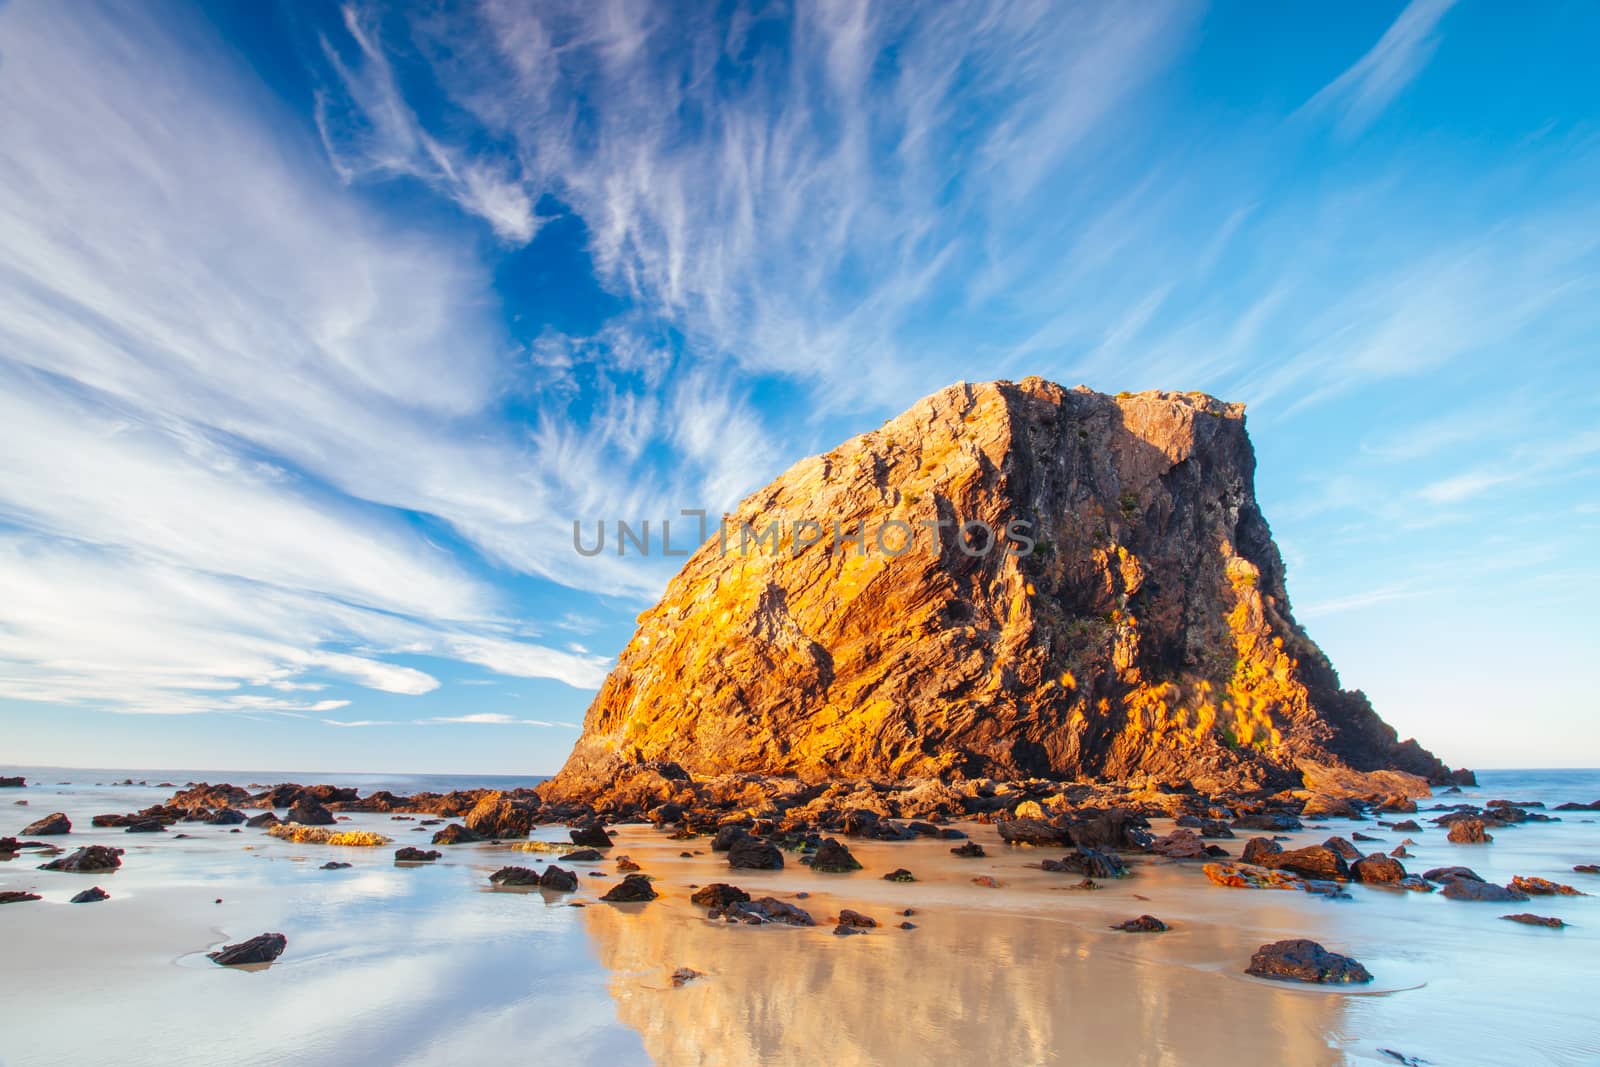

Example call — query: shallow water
[1,768,1597,1066]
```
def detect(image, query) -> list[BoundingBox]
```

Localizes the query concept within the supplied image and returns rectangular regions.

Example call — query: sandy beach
[4,770,1598,1066]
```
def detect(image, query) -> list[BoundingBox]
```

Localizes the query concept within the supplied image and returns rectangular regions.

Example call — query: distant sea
[0,764,549,795]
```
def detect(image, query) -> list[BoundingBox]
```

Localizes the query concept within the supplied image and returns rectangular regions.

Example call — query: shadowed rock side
[547,379,1463,802]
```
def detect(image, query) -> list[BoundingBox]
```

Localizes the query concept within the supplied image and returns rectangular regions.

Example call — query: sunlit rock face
[547,379,1457,799]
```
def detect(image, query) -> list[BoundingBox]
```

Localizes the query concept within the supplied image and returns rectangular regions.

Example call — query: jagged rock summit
[547,379,1462,801]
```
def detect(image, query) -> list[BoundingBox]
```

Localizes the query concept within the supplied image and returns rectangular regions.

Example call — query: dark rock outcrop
[69,886,110,903]
[543,381,1463,803]
[1111,914,1168,932]
[1501,913,1564,928]
[1245,939,1372,983]
[207,933,286,966]
[1,890,41,904]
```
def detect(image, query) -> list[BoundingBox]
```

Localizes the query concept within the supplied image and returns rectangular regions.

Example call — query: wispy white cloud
[1301,0,1458,138]
[317,0,1192,407]
[314,4,540,244]
[420,713,576,727]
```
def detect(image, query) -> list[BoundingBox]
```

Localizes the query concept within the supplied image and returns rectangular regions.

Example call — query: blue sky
[1,0,1596,775]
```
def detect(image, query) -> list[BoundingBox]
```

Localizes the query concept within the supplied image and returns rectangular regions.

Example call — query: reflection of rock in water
[580,895,1346,1066]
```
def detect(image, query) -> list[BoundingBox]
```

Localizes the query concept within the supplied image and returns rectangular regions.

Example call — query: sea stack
[545,379,1463,803]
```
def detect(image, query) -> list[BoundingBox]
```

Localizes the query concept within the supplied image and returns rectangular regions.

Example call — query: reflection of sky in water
[2,770,1598,1065]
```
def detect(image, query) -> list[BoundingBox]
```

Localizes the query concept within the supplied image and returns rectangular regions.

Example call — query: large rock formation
[547,379,1462,800]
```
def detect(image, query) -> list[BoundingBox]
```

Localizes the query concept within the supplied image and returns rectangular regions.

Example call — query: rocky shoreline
[9,765,1593,983]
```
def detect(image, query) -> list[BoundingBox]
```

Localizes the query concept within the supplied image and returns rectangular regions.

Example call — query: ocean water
[2,766,1598,1066]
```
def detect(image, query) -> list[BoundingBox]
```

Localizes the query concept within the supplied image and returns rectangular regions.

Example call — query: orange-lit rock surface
[546,379,1460,802]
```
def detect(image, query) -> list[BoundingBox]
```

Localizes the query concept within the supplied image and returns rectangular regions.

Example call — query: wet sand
[3,776,1599,1066]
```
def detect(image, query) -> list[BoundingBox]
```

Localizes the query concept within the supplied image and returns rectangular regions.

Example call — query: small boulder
[710,825,748,852]
[1149,828,1210,860]
[1202,862,1303,891]
[21,812,70,836]
[208,932,287,966]
[836,908,877,928]
[1256,845,1349,881]
[809,838,862,873]
[1447,819,1491,844]
[670,967,705,987]
[1501,913,1565,928]
[615,856,642,872]
[69,886,110,903]
[561,848,604,862]
[1230,812,1303,832]
[600,873,658,902]
[285,800,335,826]
[1245,939,1372,984]
[690,883,750,909]
[883,868,916,883]
[1508,876,1584,897]
[1322,837,1363,862]
[489,866,542,886]
[539,865,579,892]
[1351,854,1407,884]
[320,861,352,870]
[950,841,986,858]
[1042,847,1126,879]
[710,897,814,926]
[245,812,281,829]
[1439,877,1527,902]
[431,823,483,845]
[1240,837,1282,865]
[569,824,614,849]
[464,792,537,839]
[208,808,248,825]
[727,836,784,870]
[394,847,441,862]
[40,845,124,872]
[995,818,1071,847]
[0,890,42,904]
[1111,914,1168,933]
